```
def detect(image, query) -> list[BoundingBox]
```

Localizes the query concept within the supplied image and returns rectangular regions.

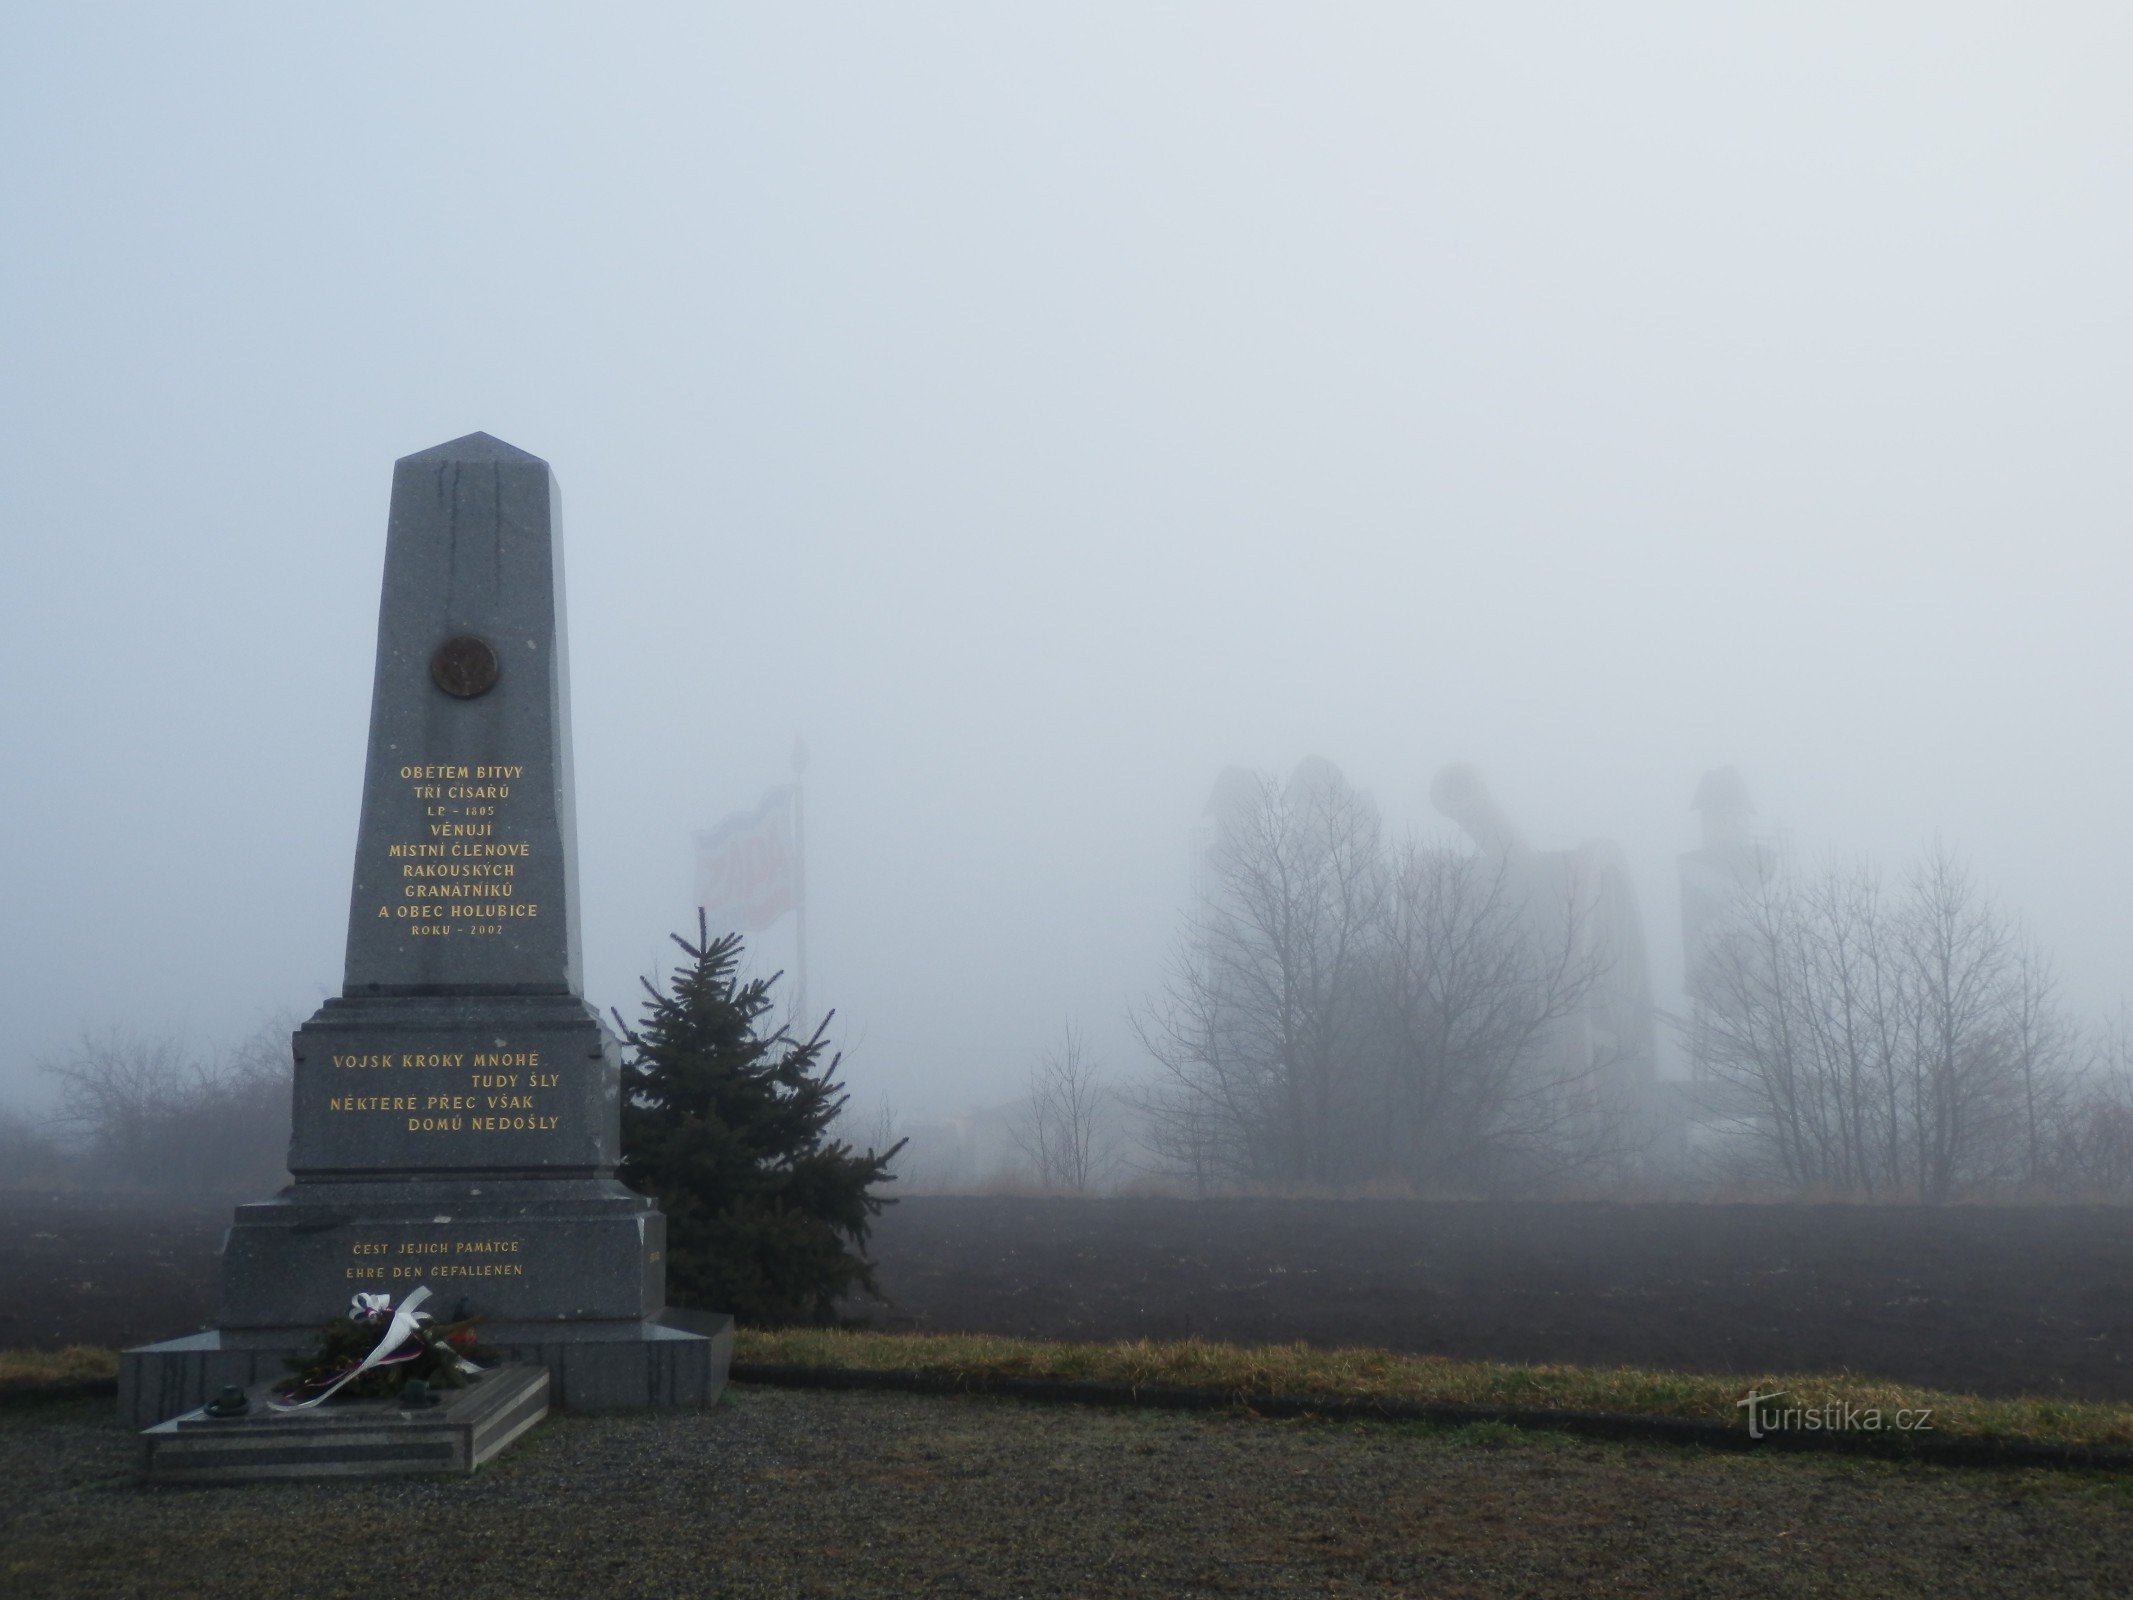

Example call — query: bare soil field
[0,1191,223,1353]
[850,1195,2133,1401]
[7,1190,2132,1401]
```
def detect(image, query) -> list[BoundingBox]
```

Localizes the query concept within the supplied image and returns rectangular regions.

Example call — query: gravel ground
[6,1386,2131,1599]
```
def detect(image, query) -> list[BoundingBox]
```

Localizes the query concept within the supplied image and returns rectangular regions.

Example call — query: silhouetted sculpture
[1678,766,1774,1084]
[1430,763,1660,1102]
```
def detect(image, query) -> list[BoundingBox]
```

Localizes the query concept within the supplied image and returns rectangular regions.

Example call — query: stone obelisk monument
[122,434,729,1424]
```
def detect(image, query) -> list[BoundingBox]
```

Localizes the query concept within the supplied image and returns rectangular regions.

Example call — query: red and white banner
[694,786,799,933]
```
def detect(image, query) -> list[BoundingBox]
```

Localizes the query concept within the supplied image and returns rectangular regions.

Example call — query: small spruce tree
[614,914,905,1325]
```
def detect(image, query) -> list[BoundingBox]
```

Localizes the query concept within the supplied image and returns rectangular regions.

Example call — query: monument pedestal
[140,1365,552,1483]
[120,1314,730,1429]
[124,433,729,1433]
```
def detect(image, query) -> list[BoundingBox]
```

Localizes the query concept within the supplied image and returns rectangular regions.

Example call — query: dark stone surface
[287,994,621,1177]
[220,1177,663,1327]
[139,1364,550,1482]
[343,433,581,999]
[491,1312,732,1412]
[123,433,720,1422]
[118,1315,728,1427]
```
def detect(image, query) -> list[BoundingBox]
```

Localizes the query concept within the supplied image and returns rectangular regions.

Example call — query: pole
[791,735,809,1030]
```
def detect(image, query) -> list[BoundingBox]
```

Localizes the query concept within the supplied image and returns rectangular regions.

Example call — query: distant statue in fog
[1677,766,1776,1084]
[1428,762,1528,858]
[1146,754,1653,1192]
[1429,763,1660,1097]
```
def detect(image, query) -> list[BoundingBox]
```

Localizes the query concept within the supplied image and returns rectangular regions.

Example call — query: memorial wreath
[275,1285,498,1408]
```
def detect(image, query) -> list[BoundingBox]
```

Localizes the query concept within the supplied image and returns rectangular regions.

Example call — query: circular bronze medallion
[430,634,501,698]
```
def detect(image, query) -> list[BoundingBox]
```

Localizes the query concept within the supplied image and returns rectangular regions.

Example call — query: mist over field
[5,4,2132,1154]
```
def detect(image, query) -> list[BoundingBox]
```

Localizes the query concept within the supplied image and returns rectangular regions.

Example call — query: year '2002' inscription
[374,763,542,937]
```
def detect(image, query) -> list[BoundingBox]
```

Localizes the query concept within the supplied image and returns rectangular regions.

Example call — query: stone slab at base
[141,1364,549,1484]
[490,1312,732,1413]
[120,1312,732,1429]
[220,1176,665,1328]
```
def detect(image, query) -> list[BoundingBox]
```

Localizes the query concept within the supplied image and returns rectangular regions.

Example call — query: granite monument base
[219,1176,666,1327]
[286,993,626,1178]
[140,1364,550,1483]
[120,1311,731,1429]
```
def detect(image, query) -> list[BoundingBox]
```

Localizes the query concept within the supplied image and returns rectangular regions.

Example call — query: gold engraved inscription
[324,1047,563,1133]
[343,1235,528,1281]
[374,763,541,934]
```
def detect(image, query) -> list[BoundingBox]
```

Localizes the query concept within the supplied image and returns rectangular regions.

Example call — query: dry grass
[736,1326,2133,1452]
[0,1347,117,1389]
[10,1329,2129,1454]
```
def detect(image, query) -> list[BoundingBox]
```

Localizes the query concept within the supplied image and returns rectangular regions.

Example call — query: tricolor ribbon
[268,1286,435,1412]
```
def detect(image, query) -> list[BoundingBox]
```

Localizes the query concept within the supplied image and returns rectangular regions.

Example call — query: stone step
[140,1364,549,1483]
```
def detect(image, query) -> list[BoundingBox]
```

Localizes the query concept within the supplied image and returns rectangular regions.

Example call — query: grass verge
[0,1347,121,1412]
[734,1327,2133,1457]
[0,1347,117,1391]
[9,1331,2129,1461]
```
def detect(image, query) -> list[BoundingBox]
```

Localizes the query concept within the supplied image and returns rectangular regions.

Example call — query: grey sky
[5,5,2131,1115]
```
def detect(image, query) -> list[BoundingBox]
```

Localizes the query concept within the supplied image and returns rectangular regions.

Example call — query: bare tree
[1365,842,1628,1192]
[1131,761,1631,1195]
[2051,1009,2133,1199]
[2006,944,2075,1190]
[1009,1025,1118,1193]
[1689,843,2070,1200]
[1896,845,2026,1199]
[1130,761,1383,1189]
[42,1027,195,1173]
[40,1015,293,1195]
[1692,855,1897,1193]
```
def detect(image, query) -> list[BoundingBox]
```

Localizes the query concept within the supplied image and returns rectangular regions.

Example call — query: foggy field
[10,11,2133,1591]
[7,1388,2132,1600]
[0,1191,223,1355]
[12,1190,2132,1402]
[851,1198,2133,1401]
[12,1191,2131,1597]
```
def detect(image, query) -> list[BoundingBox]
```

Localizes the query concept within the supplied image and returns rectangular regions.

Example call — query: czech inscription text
[375,764,542,936]
[344,1236,528,1280]
[326,1047,564,1133]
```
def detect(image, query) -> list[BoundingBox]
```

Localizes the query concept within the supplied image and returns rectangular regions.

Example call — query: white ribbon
[269,1285,434,1412]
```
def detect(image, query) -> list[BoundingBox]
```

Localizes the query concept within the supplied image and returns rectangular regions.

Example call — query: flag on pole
[694,786,800,933]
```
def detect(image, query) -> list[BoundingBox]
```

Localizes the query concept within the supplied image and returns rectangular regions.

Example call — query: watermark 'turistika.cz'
[1736,1388,1934,1440]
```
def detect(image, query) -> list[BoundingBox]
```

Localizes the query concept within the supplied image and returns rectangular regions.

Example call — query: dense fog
[5,7,2131,1186]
